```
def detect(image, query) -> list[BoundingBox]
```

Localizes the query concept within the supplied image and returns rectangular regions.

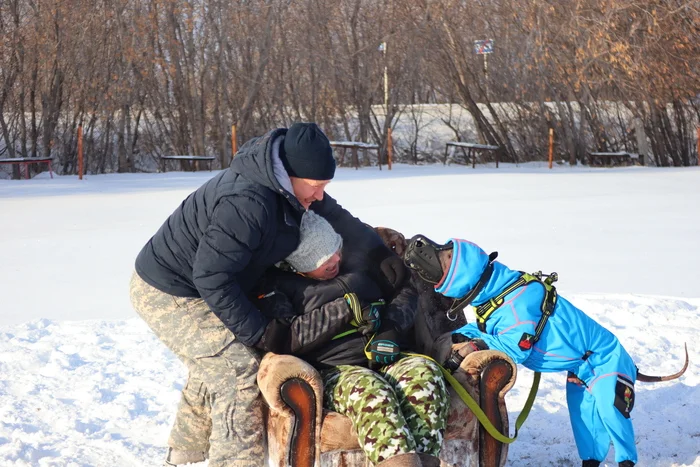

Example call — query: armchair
[257,349,516,467]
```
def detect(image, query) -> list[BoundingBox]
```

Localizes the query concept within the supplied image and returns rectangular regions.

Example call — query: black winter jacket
[135,128,385,346]
[253,250,418,369]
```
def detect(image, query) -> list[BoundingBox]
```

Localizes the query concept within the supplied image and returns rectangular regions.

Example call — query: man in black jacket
[129,123,407,467]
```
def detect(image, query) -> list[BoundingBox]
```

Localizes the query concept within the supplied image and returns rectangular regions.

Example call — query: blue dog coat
[441,239,638,464]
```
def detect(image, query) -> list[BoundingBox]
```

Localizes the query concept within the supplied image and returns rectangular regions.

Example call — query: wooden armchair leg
[280,378,317,467]
[478,359,514,467]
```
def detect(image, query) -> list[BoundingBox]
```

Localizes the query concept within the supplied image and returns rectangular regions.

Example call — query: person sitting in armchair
[253,210,450,467]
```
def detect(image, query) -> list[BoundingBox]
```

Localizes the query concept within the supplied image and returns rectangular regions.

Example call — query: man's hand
[367,329,401,370]
[368,246,409,297]
[255,319,291,354]
[345,293,382,335]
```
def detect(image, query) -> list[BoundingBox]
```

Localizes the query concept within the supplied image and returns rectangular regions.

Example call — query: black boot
[582,461,601,467]
[619,462,635,467]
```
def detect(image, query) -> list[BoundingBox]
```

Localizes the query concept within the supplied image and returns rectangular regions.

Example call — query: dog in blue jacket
[403,235,688,467]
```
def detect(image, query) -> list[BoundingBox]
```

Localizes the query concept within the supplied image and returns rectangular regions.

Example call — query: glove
[254,319,291,354]
[443,333,488,372]
[368,245,409,297]
[366,328,402,370]
[345,293,383,335]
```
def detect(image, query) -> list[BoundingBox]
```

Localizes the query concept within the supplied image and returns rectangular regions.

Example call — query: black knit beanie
[280,122,336,180]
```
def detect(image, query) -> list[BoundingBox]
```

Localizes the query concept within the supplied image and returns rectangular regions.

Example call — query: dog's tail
[637,343,689,382]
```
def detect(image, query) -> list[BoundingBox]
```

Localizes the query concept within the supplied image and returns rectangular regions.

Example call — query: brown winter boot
[417,453,456,467]
[376,453,423,467]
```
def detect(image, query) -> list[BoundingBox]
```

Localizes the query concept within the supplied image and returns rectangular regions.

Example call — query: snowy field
[1,163,699,466]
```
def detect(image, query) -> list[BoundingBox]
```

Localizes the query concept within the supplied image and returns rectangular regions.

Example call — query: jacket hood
[435,239,491,299]
[230,128,303,211]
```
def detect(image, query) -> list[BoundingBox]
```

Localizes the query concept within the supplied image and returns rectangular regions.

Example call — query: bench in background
[160,155,216,172]
[0,157,54,179]
[444,142,500,168]
[587,151,642,167]
[330,141,380,169]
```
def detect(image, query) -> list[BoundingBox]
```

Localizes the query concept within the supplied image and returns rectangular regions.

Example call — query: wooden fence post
[387,128,393,170]
[548,128,554,170]
[78,125,84,180]
[697,127,699,166]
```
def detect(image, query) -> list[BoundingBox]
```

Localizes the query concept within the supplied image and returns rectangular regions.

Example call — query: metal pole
[484,54,489,100]
[78,125,84,180]
[387,128,393,170]
[382,42,388,170]
[697,127,699,166]
[382,42,388,114]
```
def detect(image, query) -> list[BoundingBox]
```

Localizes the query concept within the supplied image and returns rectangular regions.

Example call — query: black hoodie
[135,128,384,346]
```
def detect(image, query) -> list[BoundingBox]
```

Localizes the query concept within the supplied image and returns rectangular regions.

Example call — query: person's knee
[386,356,444,386]
[333,366,396,406]
[214,342,260,369]
[196,344,261,391]
[353,367,390,389]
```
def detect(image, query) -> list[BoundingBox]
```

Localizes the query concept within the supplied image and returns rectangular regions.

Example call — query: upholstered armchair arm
[258,353,324,467]
[458,350,517,395]
[453,350,516,467]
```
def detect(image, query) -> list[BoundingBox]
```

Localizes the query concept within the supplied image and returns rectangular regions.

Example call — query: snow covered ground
[1,163,699,466]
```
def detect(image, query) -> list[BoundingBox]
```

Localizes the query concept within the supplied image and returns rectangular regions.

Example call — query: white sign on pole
[474,39,494,54]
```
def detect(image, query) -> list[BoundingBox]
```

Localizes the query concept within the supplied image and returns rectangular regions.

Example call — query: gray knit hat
[286,210,343,273]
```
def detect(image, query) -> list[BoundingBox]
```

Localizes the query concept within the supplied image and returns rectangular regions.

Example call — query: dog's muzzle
[404,234,453,284]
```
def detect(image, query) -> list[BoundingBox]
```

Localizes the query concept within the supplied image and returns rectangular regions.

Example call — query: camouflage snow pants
[322,356,449,465]
[129,272,264,467]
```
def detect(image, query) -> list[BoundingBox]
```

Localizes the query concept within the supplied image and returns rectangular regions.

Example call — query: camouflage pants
[129,272,264,467]
[322,356,449,465]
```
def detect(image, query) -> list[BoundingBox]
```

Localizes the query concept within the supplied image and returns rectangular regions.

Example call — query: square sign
[474,39,494,54]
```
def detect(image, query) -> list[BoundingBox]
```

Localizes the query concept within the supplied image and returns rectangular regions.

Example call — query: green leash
[406,353,540,444]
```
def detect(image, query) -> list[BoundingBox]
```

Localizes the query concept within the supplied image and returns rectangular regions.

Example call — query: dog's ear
[374,227,407,257]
